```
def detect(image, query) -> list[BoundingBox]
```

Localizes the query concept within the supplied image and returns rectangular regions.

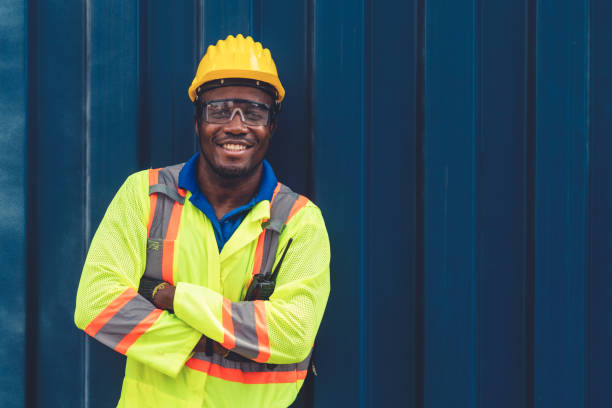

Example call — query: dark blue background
[1,0,611,407]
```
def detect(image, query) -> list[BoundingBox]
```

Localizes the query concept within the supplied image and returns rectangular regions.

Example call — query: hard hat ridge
[188,34,285,103]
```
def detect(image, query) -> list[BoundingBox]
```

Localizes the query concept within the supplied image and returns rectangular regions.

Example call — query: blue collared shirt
[178,152,278,251]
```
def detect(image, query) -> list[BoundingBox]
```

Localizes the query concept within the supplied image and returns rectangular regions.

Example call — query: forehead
[201,85,273,105]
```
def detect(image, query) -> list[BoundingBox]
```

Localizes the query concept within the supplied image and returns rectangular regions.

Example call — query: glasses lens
[242,104,269,125]
[206,101,233,123]
[205,100,270,125]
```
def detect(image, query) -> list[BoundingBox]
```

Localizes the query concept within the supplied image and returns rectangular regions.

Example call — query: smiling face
[195,85,276,180]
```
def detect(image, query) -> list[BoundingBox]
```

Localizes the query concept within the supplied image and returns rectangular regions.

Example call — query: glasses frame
[200,98,273,126]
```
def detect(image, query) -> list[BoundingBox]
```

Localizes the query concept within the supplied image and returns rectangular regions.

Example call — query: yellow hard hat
[188,34,285,103]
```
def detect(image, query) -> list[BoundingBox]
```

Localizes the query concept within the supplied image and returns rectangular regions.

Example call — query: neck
[196,155,263,220]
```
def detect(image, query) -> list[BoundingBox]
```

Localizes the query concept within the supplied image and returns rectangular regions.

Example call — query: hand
[152,283,176,311]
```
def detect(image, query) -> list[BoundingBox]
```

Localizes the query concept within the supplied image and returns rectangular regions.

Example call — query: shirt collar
[178,152,278,221]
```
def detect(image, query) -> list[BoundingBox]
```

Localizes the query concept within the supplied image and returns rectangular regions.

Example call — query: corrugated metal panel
[476,2,531,406]
[312,0,367,402]
[424,0,479,405]
[27,0,87,406]
[313,0,419,406]
[86,2,141,406]
[0,0,27,406]
[424,0,532,407]
[535,1,588,406]
[589,2,612,406]
[2,0,611,407]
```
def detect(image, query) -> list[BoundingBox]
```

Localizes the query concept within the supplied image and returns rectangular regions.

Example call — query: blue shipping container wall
[1,0,611,407]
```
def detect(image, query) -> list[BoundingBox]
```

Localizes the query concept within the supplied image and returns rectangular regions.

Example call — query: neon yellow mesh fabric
[75,169,331,407]
[74,172,202,378]
[172,202,330,365]
[266,207,330,361]
[75,173,148,327]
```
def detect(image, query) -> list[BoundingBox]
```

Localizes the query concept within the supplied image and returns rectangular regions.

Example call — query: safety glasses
[201,98,272,126]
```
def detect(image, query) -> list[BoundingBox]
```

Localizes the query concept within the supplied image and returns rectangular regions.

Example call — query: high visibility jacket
[74,165,330,408]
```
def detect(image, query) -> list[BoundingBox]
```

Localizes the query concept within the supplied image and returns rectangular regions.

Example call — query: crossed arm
[140,281,223,355]
[74,173,330,377]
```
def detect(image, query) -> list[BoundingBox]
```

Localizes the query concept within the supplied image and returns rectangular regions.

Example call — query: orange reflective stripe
[161,201,183,284]
[287,195,309,222]
[250,182,287,279]
[84,288,138,337]
[185,358,306,384]
[148,168,160,185]
[166,201,183,240]
[251,231,266,276]
[270,182,282,205]
[221,298,236,349]
[147,169,161,235]
[161,240,175,284]
[114,308,163,355]
[253,300,271,363]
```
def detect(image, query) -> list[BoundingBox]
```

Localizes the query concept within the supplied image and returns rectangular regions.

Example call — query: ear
[194,115,200,135]
[268,119,277,136]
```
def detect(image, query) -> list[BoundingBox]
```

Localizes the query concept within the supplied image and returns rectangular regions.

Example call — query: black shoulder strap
[257,184,300,278]
[244,184,307,301]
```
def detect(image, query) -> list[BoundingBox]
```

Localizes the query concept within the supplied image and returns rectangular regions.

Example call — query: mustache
[213,134,255,145]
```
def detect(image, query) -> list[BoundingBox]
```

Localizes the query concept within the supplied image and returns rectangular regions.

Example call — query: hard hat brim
[189,69,285,103]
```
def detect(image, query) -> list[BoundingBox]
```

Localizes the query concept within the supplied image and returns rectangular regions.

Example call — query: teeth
[223,144,247,151]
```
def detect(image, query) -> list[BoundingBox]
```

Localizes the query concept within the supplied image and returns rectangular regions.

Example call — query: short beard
[200,148,262,180]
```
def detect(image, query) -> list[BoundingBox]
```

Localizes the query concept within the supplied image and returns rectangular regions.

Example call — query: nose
[223,109,249,134]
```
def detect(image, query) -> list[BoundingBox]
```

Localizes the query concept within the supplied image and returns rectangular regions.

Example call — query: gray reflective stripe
[191,349,312,373]
[231,301,259,359]
[144,163,185,279]
[258,184,299,277]
[148,163,185,239]
[296,350,312,371]
[162,162,184,182]
[94,295,156,349]
[149,184,185,204]
[148,188,175,239]
[143,238,163,279]
[270,184,298,221]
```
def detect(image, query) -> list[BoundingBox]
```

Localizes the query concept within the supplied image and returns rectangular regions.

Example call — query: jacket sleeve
[74,172,201,378]
[173,205,331,364]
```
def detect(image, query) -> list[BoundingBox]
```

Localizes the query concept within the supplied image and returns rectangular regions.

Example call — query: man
[75,34,330,408]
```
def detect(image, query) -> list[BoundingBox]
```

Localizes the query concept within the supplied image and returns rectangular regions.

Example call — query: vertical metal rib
[83,0,92,405]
